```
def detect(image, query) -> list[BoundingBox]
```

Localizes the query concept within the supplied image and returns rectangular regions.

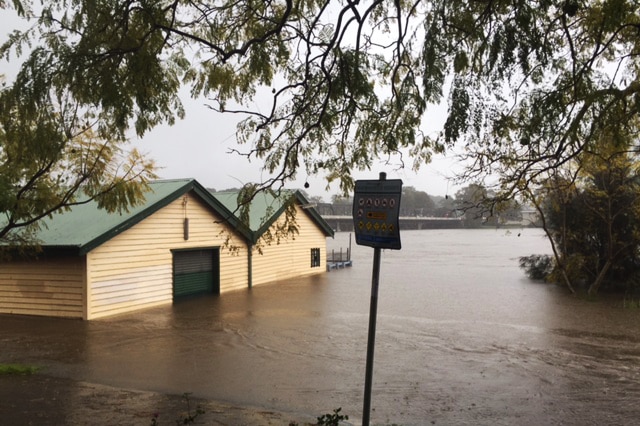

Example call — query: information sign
[352,175,402,250]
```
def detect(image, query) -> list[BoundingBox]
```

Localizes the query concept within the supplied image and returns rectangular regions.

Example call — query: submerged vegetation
[519,255,554,282]
[0,363,39,375]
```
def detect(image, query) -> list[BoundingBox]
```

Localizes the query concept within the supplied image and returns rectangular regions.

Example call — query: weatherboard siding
[0,256,84,318]
[251,205,327,286]
[86,193,248,319]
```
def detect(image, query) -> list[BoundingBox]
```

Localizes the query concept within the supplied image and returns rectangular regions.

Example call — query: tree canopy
[524,129,640,296]
[0,69,156,246]
[400,186,436,216]
[2,0,639,208]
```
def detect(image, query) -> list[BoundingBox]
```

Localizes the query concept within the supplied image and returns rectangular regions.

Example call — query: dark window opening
[311,248,321,268]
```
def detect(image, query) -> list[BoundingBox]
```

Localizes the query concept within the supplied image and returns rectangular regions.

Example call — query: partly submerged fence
[327,235,353,271]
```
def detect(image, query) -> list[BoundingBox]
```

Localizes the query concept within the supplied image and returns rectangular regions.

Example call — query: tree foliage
[455,0,640,202]
[0,71,156,246]
[3,0,637,202]
[432,195,457,218]
[527,130,640,296]
[452,183,518,227]
[454,183,492,227]
[400,186,436,216]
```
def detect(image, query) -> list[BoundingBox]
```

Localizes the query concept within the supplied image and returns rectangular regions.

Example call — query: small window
[311,248,321,268]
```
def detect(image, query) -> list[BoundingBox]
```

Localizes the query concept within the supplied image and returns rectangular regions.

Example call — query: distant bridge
[321,215,464,232]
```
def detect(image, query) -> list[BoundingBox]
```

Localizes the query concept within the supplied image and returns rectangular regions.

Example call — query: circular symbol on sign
[374,198,380,207]
[359,198,365,206]
[358,208,364,217]
[389,198,396,208]
[366,198,373,207]
[382,199,388,207]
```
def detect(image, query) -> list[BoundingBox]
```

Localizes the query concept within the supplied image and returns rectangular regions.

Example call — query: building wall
[250,204,328,286]
[86,192,248,319]
[0,195,330,320]
[0,255,84,318]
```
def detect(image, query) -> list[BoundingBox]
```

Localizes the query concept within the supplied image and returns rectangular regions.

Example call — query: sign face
[352,178,402,249]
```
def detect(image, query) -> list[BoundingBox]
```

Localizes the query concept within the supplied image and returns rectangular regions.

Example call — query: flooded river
[2,229,640,425]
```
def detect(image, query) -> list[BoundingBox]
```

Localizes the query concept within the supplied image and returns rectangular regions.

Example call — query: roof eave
[78,181,197,255]
[294,191,335,237]
[251,195,294,243]
[78,180,255,255]
[191,185,254,242]
[250,191,335,243]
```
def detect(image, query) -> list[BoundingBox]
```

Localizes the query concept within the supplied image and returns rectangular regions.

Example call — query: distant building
[0,179,333,320]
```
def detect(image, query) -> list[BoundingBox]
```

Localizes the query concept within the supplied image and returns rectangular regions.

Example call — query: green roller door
[173,249,220,298]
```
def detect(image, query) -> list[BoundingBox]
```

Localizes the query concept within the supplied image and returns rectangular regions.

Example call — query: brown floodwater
[2,228,640,425]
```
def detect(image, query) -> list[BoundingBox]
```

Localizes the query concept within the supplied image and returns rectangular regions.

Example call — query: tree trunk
[588,259,612,297]
[530,193,576,294]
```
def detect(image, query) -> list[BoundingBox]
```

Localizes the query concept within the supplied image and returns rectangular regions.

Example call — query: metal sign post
[352,172,402,426]
[362,245,381,426]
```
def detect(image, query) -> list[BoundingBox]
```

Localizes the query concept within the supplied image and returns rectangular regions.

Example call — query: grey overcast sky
[134,95,463,200]
[1,8,463,201]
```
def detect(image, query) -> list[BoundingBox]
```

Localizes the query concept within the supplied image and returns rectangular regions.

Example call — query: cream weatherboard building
[0,179,333,320]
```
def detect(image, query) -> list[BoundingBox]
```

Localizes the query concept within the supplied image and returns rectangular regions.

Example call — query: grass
[623,297,640,309]
[0,363,40,375]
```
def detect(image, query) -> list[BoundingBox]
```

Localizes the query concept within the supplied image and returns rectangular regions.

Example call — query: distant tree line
[307,184,523,227]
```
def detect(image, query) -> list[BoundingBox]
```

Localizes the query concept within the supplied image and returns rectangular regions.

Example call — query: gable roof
[14,179,249,255]
[214,189,334,243]
[6,179,333,254]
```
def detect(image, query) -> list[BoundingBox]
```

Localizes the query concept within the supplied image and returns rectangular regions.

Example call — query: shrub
[317,407,349,426]
[519,254,553,281]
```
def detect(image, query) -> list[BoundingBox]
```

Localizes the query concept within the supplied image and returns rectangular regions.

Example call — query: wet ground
[0,372,317,425]
[2,229,640,425]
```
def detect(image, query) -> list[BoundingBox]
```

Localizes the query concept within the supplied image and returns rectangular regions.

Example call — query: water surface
[2,229,640,425]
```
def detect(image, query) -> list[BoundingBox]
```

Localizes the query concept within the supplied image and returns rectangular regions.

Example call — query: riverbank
[0,373,317,425]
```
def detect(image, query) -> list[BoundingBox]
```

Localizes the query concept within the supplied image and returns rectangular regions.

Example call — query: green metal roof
[7,179,247,255]
[214,190,292,235]
[31,179,192,250]
[213,189,334,243]
[5,179,333,254]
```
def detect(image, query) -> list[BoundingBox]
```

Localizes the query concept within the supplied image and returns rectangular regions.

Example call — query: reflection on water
[2,229,640,425]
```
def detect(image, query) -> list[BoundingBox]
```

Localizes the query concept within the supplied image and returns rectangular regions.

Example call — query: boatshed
[0,179,333,320]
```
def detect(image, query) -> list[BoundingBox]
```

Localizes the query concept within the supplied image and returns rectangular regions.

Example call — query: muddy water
[2,229,640,425]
